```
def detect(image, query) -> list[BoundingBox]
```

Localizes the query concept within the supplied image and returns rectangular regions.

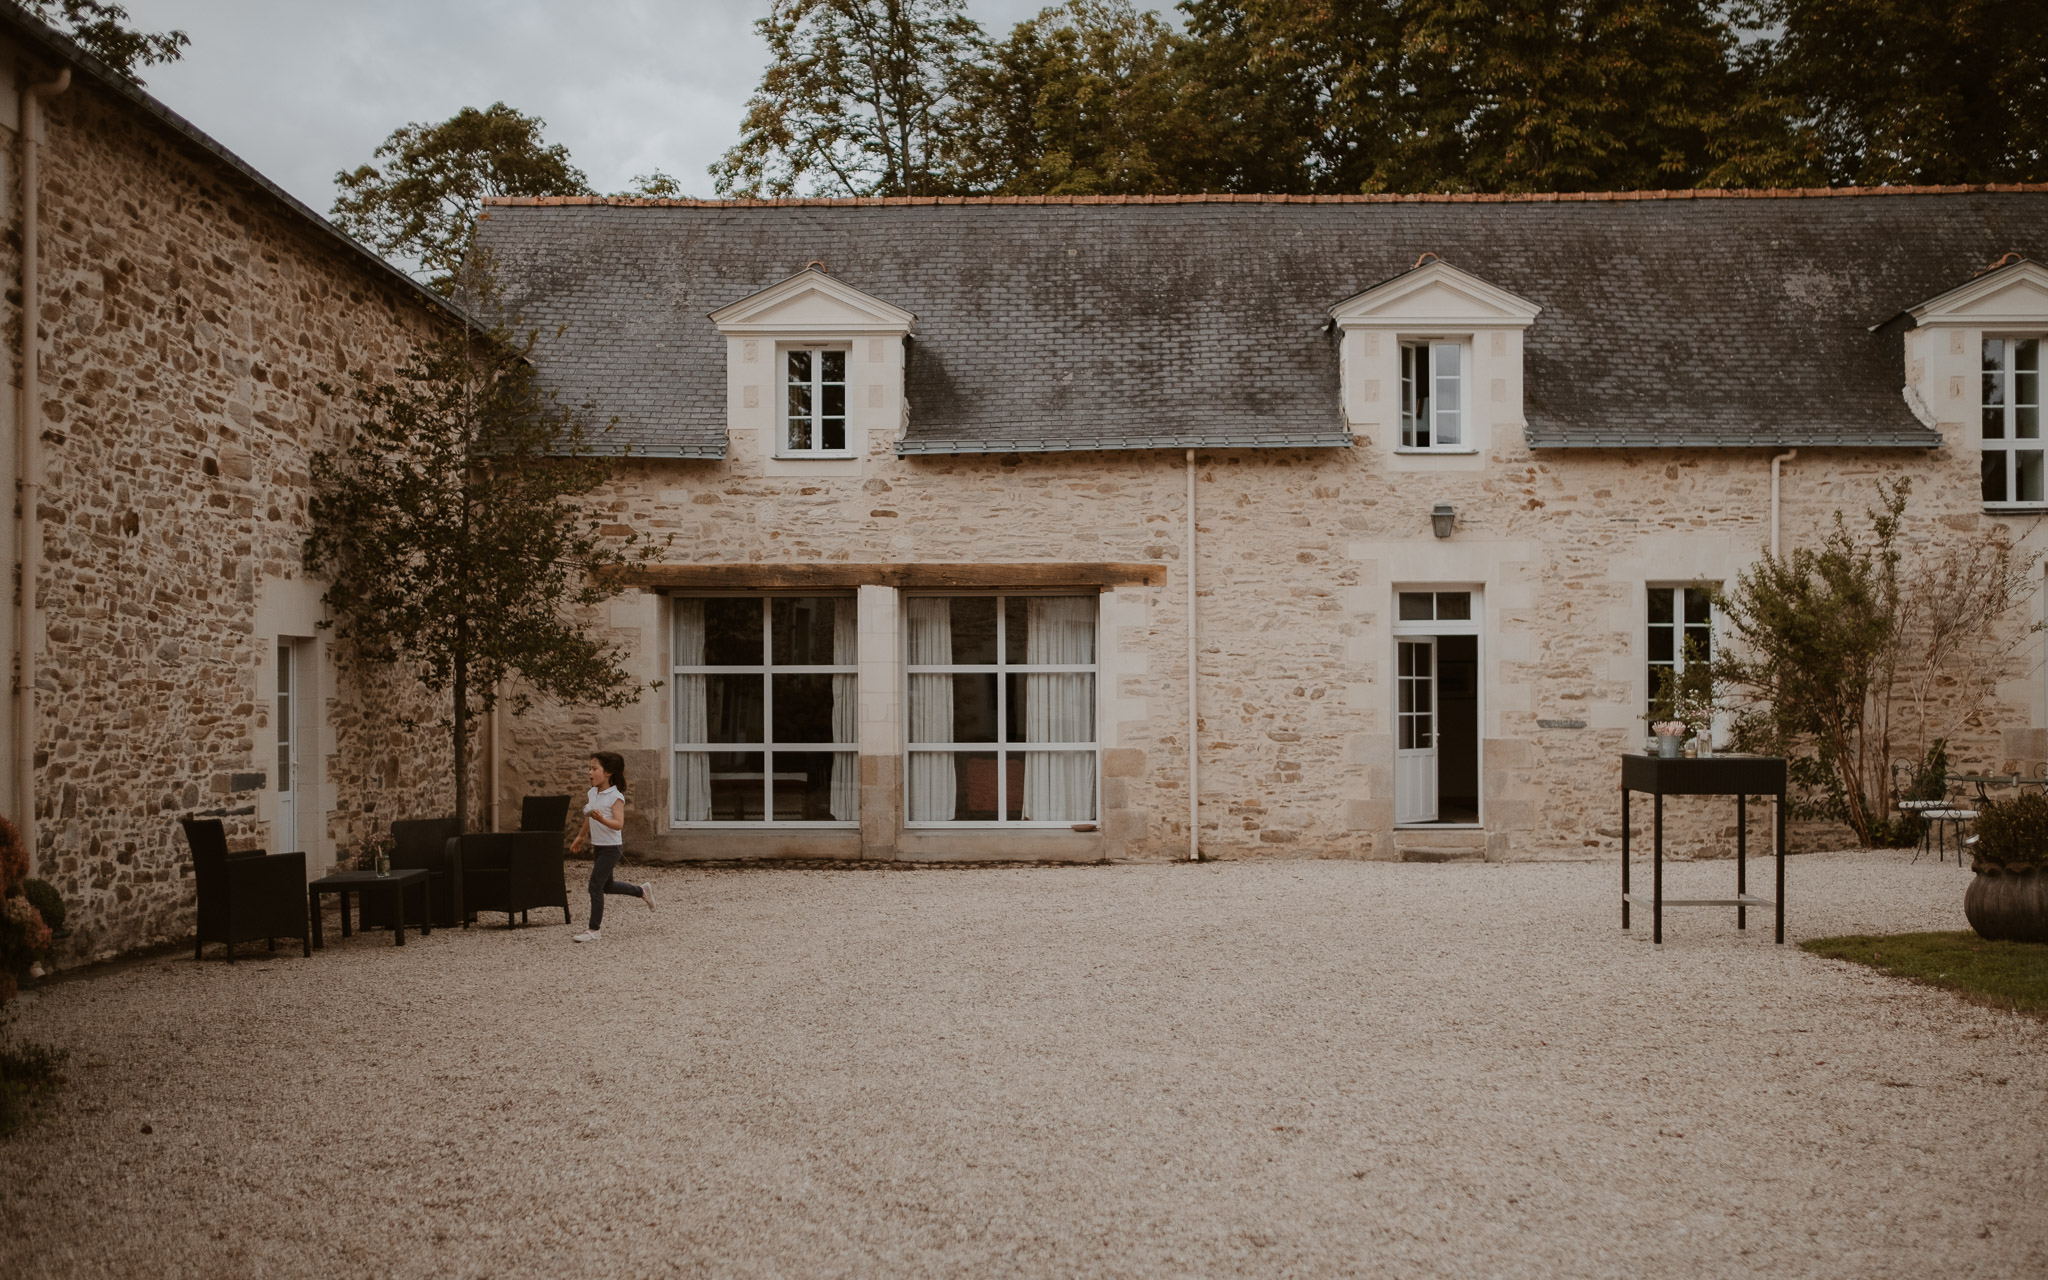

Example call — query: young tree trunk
[453,624,469,835]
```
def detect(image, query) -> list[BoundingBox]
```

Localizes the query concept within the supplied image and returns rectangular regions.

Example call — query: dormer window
[1982,336,2043,506]
[1401,342,1465,449]
[785,346,849,454]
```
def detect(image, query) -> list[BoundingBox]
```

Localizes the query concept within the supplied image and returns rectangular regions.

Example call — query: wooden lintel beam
[614,562,1167,590]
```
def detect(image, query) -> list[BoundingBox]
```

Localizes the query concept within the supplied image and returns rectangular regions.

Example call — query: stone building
[0,11,460,960]
[475,188,2048,864]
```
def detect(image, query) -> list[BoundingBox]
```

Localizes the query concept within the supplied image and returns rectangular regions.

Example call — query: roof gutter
[17,65,69,869]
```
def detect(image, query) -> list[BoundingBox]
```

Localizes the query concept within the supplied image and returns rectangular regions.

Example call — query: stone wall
[4,47,458,961]
[494,383,2048,865]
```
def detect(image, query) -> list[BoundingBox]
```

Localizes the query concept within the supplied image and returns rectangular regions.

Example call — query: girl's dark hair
[592,752,626,793]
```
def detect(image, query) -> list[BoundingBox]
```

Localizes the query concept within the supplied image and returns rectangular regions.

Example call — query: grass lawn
[1802,931,2048,1017]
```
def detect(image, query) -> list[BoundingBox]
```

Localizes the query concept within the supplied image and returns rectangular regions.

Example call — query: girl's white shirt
[585,785,624,846]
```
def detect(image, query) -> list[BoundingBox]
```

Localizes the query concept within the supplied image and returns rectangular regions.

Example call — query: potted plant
[1964,792,2048,943]
[1650,720,1689,758]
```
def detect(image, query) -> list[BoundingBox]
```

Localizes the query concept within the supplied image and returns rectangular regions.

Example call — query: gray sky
[130,0,1062,215]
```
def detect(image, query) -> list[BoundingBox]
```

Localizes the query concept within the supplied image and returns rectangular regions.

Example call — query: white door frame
[1394,637,1438,824]
[1392,586,1484,828]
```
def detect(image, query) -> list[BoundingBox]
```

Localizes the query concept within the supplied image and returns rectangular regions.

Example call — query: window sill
[1393,447,1479,456]
[773,451,857,461]
[1983,504,2048,515]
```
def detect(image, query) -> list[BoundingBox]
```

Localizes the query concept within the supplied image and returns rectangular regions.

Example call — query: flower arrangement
[357,834,396,876]
[1651,720,1689,738]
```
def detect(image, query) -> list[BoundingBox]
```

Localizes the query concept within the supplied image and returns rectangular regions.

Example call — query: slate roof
[0,5,468,328]
[475,189,2048,457]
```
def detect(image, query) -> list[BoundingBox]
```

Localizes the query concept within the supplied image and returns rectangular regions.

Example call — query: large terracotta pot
[1964,865,2048,943]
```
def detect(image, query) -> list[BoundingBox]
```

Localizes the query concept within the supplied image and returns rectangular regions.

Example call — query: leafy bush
[1971,792,2048,872]
[21,879,63,934]
[0,816,48,1003]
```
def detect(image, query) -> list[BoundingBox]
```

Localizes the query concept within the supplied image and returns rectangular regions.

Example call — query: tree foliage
[332,104,591,291]
[23,0,187,84]
[305,261,656,832]
[1715,480,2042,847]
[712,0,986,197]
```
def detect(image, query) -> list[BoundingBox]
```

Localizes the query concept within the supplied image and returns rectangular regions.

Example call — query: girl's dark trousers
[588,846,642,929]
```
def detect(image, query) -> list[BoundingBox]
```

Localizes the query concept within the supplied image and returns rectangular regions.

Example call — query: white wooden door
[1395,639,1438,824]
[276,642,299,853]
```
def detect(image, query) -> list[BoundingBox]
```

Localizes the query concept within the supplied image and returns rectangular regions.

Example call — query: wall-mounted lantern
[1431,503,1456,539]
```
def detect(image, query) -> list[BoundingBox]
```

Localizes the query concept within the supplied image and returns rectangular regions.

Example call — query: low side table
[1620,754,1788,946]
[310,869,432,948]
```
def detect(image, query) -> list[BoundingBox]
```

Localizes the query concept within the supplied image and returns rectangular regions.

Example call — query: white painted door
[1395,639,1438,824]
[276,642,299,853]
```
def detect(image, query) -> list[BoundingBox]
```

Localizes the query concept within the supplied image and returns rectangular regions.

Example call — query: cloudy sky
[129,0,1064,215]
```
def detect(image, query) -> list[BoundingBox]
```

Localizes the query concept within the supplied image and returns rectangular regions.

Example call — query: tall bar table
[1620,753,1788,946]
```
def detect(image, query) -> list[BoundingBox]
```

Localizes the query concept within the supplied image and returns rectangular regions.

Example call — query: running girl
[570,751,654,942]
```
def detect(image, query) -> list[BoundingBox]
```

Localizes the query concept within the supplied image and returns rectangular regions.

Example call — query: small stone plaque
[1536,719,1588,730]
[230,772,267,792]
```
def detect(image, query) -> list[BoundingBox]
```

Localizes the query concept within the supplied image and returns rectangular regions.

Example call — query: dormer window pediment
[710,267,916,336]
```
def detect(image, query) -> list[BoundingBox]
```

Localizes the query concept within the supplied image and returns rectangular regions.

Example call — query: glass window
[673,596,857,824]
[906,595,1098,825]
[784,347,848,454]
[1983,337,2044,506]
[1647,585,1714,716]
[1401,342,1465,449]
[1396,591,1472,622]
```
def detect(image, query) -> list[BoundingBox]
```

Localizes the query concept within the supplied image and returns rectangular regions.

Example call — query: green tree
[958,1,1199,195]
[1748,0,2048,185]
[713,0,987,197]
[22,0,187,84]
[305,261,655,834]
[332,104,591,291]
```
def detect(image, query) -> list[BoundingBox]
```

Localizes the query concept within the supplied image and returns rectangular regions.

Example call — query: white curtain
[1023,596,1096,821]
[829,599,858,821]
[672,599,711,822]
[906,597,956,821]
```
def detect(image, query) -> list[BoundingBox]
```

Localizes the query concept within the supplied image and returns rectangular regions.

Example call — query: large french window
[1400,341,1464,449]
[1982,337,2043,506]
[672,596,857,824]
[1647,585,1713,715]
[906,595,1098,825]
[783,347,848,455]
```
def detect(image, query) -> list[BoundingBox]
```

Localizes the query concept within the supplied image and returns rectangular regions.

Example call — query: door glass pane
[2019,450,2044,503]
[948,597,998,664]
[1435,592,1471,621]
[705,675,764,743]
[771,597,842,666]
[707,752,766,822]
[275,643,291,793]
[1984,451,2009,503]
[1398,592,1434,621]
[702,598,763,665]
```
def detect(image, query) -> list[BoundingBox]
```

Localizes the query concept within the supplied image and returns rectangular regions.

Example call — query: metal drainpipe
[1185,448,1199,861]
[1770,449,1798,559]
[17,67,69,865]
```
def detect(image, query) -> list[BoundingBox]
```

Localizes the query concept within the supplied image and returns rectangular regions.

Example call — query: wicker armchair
[181,818,309,963]
[456,831,570,927]
[359,817,464,930]
[519,794,572,834]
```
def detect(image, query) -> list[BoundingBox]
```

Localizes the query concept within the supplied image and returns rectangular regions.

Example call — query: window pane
[1005,596,1028,664]
[707,751,766,822]
[674,674,709,744]
[1007,673,1095,743]
[772,673,841,744]
[954,751,1003,821]
[822,382,845,418]
[1648,627,1674,664]
[705,674,764,743]
[908,752,958,822]
[1398,592,1434,621]
[1435,591,1471,621]
[1012,596,1095,664]
[1021,752,1093,822]
[908,674,951,743]
[952,672,998,742]
[771,597,844,666]
[948,596,998,664]
[771,751,855,821]
[821,349,845,381]
[822,417,846,450]
[1984,451,2009,503]
[1433,343,1461,378]
[702,598,762,665]
[2019,450,2044,503]
[1683,588,1712,626]
[788,349,811,381]
[1984,338,2007,373]
[1648,589,1673,625]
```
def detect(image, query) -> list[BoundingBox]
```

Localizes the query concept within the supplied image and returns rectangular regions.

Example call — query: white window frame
[779,343,853,458]
[1982,334,2045,509]
[1646,584,1715,717]
[1399,339,1467,451]
[670,593,859,828]
[904,592,1101,828]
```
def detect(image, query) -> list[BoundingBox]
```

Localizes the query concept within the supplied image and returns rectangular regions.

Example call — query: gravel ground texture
[3,848,2043,1279]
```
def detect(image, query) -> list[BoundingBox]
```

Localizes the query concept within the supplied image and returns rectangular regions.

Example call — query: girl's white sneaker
[642,883,657,911]
[572,930,601,943]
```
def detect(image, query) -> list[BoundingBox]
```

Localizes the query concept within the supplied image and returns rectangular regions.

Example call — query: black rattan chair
[456,831,571,927]
[181,817,309,963]
[519,794,572,834]
[360,816,465,930]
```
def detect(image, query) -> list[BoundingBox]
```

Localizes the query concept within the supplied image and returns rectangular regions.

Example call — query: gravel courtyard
[4,850,2043,1279]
